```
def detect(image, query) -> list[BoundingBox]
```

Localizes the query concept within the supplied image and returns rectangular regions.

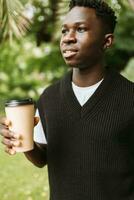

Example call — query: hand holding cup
[0,117,21,155]
[0,98,38,154]
[0,116,39,155]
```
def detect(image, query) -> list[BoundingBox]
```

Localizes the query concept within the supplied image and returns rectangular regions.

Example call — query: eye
[61,28,69,35]
[77,27,87,33]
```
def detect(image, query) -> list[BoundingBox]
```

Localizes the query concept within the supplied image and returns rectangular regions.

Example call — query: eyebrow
[62,21,88,27]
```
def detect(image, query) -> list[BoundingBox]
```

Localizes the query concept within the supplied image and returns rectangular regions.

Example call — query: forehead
[62,6,100,26]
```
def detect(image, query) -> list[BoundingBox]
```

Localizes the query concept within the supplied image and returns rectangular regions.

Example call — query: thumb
[0,117,11,127]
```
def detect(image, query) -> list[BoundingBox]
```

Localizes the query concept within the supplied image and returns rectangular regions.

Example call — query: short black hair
[69,0,117,33]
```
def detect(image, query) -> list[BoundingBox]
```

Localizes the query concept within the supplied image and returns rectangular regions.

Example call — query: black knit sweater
[37,69,134,200]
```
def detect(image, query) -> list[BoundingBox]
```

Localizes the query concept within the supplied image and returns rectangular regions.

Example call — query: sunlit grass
[0,143,49,200]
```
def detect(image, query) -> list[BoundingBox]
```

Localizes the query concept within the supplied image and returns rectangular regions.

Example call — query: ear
[103,34,114,50]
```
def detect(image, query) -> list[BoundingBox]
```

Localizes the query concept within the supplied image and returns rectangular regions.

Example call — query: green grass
[0,143,49,200]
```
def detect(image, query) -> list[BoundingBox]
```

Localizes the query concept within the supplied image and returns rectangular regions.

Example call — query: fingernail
[14,134,19,139]
[5,119,11,126]
[13,140,21,147]
[12,133,20,139]
[10,149,16,155]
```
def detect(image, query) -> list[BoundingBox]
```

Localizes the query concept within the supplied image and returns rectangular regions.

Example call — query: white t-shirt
[34,79,103,144]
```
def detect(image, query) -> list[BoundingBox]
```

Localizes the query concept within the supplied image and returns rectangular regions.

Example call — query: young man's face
[60,6,107,69]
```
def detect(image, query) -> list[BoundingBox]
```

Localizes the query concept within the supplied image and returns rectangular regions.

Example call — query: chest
[45,99,133,147]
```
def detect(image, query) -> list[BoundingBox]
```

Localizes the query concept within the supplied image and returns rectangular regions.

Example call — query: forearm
[24,142,47,168]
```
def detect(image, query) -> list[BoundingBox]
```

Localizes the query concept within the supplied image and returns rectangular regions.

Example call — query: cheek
[79,42,95,55]
[59,37,63,47]
[78,42,103,62]
[59,40,61,48]
[78,34,94,49]
[59,41,63,53]
[80,38,102,53]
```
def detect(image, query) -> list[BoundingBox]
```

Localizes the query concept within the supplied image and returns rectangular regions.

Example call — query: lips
[62,49,78,58]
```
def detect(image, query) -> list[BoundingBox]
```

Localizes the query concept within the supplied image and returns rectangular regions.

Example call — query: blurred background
[0,0,134,199]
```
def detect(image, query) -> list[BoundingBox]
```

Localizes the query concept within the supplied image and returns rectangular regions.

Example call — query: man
[1,0,134,199]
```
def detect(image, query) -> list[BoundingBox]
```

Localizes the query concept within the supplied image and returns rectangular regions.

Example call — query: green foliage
[104,0,134,71]
[27,0,65,45]
[0,38,67,102]
[0,0,30,41]
[121,58,134,82]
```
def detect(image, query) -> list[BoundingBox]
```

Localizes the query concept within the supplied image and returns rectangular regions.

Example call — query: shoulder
[38,70,71,101]
[108,68,134,91]
[109,70,134,106]
[43,80,61,96]
[115,71,134,91]
[38,80,61,103]
[36,80,61,112]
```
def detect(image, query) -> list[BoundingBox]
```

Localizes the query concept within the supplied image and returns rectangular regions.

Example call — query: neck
[72,63,105,87]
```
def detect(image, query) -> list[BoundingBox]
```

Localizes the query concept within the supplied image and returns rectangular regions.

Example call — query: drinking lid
[5,98,34,107]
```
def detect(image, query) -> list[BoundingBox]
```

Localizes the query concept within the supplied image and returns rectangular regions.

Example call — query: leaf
[0,0,31,42]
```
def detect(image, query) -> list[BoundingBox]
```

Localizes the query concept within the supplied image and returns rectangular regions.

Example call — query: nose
[62,30,77,44]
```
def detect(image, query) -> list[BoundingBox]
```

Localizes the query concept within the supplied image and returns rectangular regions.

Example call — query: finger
[0,128,20,139]
[5,147,16,155]
[0,128,11,138]
[34,117,39,126]
[11,140,21,147]
[0,117,11,126]
[1,137,21,148]
[1,137,13,148]
[0,124,9,132]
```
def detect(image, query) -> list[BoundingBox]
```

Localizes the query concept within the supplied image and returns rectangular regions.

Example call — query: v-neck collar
[60,68,118,120]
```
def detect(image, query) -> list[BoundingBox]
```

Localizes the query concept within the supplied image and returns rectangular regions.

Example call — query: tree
[105,0,134,71]
[0,0,30,42]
